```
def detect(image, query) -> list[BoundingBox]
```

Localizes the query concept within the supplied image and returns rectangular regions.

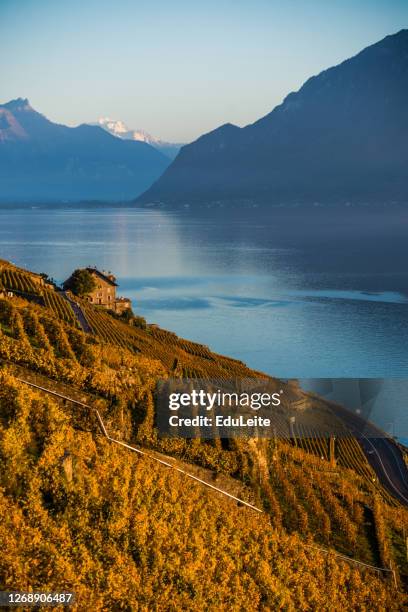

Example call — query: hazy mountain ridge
[137,29,408,207]
[0,99,170,202]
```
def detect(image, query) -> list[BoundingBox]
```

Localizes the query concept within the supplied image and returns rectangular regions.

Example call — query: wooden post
[329,435,336,467]
[62,451,73,483]
[391,567,398,590]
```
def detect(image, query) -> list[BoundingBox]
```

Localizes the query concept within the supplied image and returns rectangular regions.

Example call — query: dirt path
[61,292,92,333]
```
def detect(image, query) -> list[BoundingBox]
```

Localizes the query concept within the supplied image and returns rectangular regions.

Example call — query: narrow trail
[61,292,92,333]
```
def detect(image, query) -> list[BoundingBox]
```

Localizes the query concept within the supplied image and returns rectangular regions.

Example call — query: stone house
[86,268,131,314]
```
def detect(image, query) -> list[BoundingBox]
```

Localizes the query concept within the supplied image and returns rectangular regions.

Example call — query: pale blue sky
[1,0,407,141]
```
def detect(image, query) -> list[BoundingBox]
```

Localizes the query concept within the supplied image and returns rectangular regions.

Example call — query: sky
[1,0,407,142]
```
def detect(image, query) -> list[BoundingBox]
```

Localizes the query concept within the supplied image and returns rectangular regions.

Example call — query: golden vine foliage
[0,373,404,611]
[0,264,408,606]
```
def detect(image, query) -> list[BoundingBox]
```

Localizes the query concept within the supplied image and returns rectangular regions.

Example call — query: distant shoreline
[0,200,135,209]
[1,200,408,211]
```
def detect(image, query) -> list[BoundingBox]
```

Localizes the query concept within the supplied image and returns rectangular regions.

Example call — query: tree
[40,272,57,289]
[63,269,96,297]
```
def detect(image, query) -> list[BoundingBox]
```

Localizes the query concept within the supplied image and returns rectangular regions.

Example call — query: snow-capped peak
[93,117,182,159]
[96,117,158,144]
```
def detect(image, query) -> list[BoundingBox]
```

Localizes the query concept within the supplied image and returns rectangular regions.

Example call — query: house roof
[86,268,118,287]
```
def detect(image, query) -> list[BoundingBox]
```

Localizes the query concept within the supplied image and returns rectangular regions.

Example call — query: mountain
[0,99,170,201]
[95,117,182,159]
[138,29,408,207]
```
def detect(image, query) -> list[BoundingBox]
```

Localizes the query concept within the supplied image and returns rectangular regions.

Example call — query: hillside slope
[138,29,408,207]
[2,373,405,610]
[0,259,407,607]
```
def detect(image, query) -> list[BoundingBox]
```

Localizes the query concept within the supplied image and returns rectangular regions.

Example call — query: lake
[0,204,407,377]
[1,204,407,438]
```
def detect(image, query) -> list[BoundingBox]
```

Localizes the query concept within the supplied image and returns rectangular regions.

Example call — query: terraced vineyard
[43,289,77,325]
[0,268,41,296]
[0,262,77,325]
[0,280,404,512]
[294,435,331,461]
[2,374,405,610]
[0,270,408,598]
[79,298,263,382]
[291,426,402,509]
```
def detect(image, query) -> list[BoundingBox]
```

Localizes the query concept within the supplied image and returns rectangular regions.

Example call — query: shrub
[63,269,96,297]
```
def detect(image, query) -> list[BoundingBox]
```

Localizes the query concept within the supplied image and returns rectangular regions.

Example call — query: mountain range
[138,29,408,207]
[94,117,182,159]
[0,99,170,201]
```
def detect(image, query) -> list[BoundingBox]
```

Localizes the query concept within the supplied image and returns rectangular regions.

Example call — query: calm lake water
[1,204,407,438]
[0,205,407,377]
